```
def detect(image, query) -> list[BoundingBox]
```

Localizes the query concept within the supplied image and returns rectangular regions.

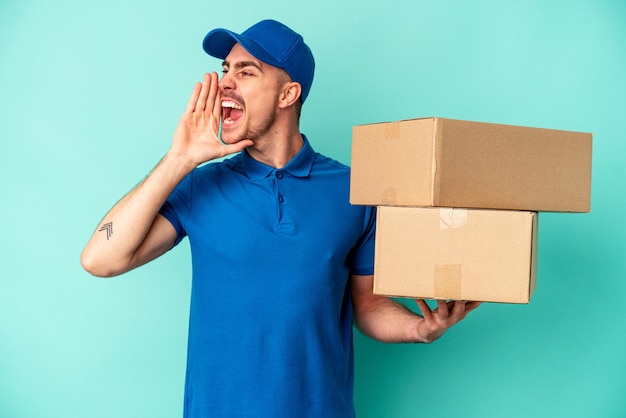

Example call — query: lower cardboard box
[374,206,538,304]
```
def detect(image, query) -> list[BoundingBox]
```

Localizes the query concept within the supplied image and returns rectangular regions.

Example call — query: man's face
[219,43,284,145]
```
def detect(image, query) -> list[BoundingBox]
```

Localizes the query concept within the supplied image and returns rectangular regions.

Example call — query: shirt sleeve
[350,205,377,276]
[158,171,193,247]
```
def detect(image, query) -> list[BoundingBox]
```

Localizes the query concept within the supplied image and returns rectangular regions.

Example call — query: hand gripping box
[350,117,592,212]
[373,206,538,304]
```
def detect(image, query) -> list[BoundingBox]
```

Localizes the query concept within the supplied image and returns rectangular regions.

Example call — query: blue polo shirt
[160,136,376,418]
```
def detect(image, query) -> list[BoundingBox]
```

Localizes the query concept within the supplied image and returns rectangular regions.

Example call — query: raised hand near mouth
[170,72,254,168]
[80,73,254,278]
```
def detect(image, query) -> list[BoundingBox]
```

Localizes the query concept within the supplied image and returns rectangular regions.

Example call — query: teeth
[222,100,242,109]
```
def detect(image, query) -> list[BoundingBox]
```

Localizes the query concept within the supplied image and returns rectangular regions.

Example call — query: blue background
[2,1,625,417]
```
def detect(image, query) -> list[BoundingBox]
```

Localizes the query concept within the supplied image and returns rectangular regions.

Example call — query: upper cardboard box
[350,117,592,212]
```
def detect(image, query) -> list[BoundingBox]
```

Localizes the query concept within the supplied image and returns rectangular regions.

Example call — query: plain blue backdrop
[1,1,625,417]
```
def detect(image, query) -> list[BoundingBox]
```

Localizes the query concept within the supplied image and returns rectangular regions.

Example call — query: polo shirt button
[276,171,284,179]
[278,195,285,203]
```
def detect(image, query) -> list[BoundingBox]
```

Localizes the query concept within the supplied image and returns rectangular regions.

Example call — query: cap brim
[203,28,280,68]
[202,29,240,59]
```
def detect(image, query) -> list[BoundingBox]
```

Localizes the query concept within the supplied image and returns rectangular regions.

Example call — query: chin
[219,129,236,143]
[220,132,246,146]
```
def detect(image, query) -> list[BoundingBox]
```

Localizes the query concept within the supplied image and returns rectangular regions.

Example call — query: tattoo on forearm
[99,222,113,240]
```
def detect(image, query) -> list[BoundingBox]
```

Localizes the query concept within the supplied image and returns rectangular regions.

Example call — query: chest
[184,173,365,271]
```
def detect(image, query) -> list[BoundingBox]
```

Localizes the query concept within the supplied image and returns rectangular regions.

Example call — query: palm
[171,72,252,166]
[414,299,481,343]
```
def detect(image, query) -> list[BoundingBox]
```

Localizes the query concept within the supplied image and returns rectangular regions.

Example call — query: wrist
[413,317,440,344]
[162,149,198,177]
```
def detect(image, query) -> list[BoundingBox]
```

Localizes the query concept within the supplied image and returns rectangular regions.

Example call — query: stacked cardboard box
[350,117,592,303]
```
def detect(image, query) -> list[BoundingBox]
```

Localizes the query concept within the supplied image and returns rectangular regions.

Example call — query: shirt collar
[240,135,315,181]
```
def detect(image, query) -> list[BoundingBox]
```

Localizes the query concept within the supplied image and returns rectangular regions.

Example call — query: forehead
[223,43,265,68]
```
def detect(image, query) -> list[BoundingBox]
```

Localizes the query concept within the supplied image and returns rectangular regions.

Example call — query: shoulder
[311,152,351,177]
[192,154,243,179]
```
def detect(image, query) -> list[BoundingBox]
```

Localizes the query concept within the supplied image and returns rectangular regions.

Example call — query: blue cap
[202,19,315,103]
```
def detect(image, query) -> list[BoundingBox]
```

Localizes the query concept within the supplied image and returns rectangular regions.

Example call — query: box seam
[431,118,439,205]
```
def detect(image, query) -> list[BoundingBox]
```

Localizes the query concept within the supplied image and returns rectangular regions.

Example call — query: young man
[81,19,480,418]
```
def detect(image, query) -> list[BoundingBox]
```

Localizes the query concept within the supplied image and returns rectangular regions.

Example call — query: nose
[218,71,234,92]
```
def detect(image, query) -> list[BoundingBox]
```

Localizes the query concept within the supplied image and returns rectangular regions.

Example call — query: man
[81,19,480,418]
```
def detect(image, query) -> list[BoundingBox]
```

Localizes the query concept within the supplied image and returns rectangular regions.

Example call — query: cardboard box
[350,117,592,212]
[374,206,538,303]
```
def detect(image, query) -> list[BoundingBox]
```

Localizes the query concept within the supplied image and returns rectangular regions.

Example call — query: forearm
[353,295,428,344]
[80,152,194,277]
[81,72,252,277]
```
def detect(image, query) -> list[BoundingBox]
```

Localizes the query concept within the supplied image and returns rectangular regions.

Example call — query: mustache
[221,92,245,107]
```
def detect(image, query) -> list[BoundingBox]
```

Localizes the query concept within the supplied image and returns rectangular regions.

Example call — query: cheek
[247,90,280,116]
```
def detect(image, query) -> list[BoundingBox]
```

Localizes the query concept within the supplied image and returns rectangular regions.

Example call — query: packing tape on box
[439,208,468,230]
[434,264,462,300]
[436,209,466,298]
[384,122,401,140]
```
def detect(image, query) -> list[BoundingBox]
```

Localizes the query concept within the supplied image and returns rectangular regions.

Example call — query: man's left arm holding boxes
[351,274,481,343]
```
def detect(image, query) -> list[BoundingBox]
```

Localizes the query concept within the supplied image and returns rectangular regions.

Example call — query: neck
[246,111,303,169]
[247,131,304,169]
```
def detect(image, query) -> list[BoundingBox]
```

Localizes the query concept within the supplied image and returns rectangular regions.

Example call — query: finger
[221,139,254,156]
[194,73,211,113]
[215,140,254,160]
[435,300,449,318]
[184,82,202,115]
[465,301,482,313]
[449,300,481,321]
[205,72,219,115]
[414,299,432,320]
[453,300,482,313]
[449,300,466,318]
[211,73,222,122]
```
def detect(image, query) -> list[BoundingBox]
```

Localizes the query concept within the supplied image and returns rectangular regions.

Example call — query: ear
[278,82,302,109]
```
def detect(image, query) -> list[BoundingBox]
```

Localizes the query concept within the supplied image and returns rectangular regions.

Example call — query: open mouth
[222,100,243,125]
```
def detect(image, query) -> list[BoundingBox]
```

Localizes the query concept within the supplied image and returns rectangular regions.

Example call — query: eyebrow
[221,60,264,72]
